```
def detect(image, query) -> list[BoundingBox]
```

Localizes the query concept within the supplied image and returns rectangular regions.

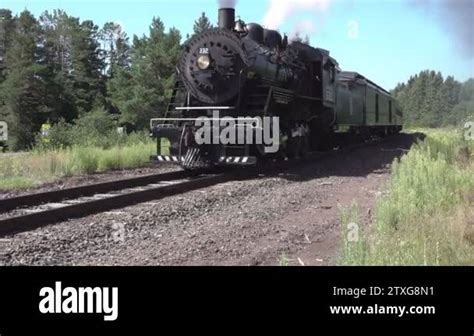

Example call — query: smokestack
[218,8,235,30]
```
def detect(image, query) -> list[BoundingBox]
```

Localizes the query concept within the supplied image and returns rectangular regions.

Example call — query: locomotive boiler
[150,6,402,169]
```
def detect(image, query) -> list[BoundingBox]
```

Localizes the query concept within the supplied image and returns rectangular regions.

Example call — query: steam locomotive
[150,7,403,169]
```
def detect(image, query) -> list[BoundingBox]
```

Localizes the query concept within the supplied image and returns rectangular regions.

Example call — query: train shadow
[258,132,426,182]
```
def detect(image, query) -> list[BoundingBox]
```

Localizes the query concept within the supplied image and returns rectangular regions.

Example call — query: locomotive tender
[150,6,402,169]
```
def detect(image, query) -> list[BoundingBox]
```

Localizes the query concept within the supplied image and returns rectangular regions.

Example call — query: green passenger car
[335,71,403,135]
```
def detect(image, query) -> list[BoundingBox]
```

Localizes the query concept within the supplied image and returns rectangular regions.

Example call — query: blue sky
[1,0,473,90]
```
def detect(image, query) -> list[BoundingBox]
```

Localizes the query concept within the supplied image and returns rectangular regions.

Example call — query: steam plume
[263,0,332,30]
[411,0,473,58]
[218,0,237,8]
[438,0,473,58]
[289,20,316,41]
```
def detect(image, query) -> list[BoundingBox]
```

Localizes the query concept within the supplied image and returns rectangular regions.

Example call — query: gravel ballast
[0,135,417,266]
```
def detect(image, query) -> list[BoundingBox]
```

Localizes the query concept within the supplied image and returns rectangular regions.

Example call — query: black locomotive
[150,7,402,169]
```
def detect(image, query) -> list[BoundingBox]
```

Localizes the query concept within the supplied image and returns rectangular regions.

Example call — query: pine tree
[459,78,474,102]
[392,69,470,127]
[0,10,48,150]
[39,10,78,122]
[439,76,461,125]
[39,10,73,73]
[108,17,182,129]
[69,19,105,113]
[38,10,106,119]
[193,12,213,35]
[422,71,443,127]
[447,79,474,125]
[0,9,15,82]
[100,22,130,77]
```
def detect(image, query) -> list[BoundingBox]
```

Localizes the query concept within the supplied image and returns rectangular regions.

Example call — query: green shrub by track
[340,128,474,265]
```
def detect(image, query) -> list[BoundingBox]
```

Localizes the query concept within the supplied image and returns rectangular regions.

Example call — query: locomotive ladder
[165,79,187,118]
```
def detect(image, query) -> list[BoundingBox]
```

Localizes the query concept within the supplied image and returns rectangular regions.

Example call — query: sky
[1,0,473,90]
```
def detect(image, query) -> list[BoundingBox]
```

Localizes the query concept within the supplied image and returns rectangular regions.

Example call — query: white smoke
[218,0,237,8]
[289,20,316,41]
[263,0,332,30]
[410,0,473,59]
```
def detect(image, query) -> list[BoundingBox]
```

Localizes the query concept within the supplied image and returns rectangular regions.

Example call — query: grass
[278,252,290,266]
[0,141,156,190]
[340,128,474,266]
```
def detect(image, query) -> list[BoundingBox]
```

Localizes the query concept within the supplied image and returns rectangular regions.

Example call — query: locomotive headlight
[197,55,211,70]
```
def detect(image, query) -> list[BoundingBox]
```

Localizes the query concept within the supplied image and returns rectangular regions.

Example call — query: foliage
[392,71,473,127]
[107,17,182,130]
[35,108,154,150]
[0,8,187,150]
[0,11,48,151]
[0,9,15,82]
[99,21,130,78]
[340,129,474,265]
[193,12,213,35]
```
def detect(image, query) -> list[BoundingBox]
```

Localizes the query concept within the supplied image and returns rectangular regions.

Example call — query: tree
[446,78,474,125]
[99,22,130,77]
[69,19,105,113]
[444,100,474,125]
[39,10,73,73]
[392,69,471,127]
[38,10,106,120]
[0,10,48,150]
[0,9,190,149]
[0,9,15,82]
[39,10,78,122]
[108,17,182,129]
[440,76,461,124]
[422,71,444,127]
[459,78,474,102]
[193,12,213,35]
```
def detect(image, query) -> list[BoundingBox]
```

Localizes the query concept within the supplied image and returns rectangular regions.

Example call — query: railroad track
[0,170,233,237]
[0,134,404,237]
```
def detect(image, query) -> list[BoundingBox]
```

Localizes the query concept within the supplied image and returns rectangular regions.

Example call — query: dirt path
[225,136,413,266]
[0,134,419,266]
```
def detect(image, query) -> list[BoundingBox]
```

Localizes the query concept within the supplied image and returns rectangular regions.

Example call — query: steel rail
[0,173,231,237]
[0,170,201,213]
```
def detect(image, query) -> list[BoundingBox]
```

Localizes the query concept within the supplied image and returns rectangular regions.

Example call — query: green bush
[38,119,74,149]
[340,129,474,266]
[36,108,129,150]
